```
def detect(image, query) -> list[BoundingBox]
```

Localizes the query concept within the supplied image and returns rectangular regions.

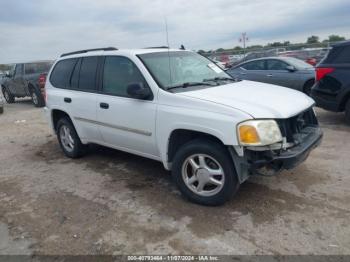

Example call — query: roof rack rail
[60,47,118,57]
[144,46,169,49]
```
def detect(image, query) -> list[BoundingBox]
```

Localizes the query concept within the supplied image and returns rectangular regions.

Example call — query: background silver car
[227,57,315,95]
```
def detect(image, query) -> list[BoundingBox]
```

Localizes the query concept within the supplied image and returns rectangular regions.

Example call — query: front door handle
[266,74,273,77]
[64,97,72,103]
[100,102,109,109]
[240,72,247,75]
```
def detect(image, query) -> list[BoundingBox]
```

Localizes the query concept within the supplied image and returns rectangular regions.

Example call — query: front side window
[242,60,266,70]
[14,64,24,77]
[267,60,289,70]
[138,51,230,90]
[102,56,148,97]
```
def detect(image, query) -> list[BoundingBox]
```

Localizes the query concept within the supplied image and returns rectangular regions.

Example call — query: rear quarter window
[50,59,78,88]
[25,62,52,74]
[324,46,350,64]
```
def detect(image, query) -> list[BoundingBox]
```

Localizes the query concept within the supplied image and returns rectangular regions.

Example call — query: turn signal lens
[237,120,282,146]
[239,125,260,144]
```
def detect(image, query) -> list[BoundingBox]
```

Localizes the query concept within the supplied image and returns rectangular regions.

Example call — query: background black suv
[1,61,52,107]
[311,41,350,123]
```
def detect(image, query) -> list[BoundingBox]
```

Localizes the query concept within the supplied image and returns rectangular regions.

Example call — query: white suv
[45,47,322,206]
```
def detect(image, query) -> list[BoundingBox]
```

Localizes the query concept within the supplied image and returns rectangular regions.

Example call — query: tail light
[38,73,47,102]
[38,73,46,88]
[315,67,334,82]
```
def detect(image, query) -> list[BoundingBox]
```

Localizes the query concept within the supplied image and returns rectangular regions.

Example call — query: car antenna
[164,16,173,88]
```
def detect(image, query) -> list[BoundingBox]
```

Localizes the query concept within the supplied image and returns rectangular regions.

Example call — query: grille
[276,108,318,143]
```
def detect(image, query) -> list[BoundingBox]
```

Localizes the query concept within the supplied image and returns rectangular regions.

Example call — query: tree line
[198,35,347,55]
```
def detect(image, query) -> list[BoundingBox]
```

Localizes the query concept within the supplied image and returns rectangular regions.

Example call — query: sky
[0,0,349,63]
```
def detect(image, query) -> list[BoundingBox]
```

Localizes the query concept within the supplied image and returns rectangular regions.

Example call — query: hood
[178,80,315,119]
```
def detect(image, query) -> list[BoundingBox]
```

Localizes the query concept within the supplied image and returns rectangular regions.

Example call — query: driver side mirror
[286,65,296,72]
[127,82,151,100]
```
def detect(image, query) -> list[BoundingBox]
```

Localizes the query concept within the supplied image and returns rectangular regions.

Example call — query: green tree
[307,35,320,44]
[197,50,206,54]
[327,35,346,42]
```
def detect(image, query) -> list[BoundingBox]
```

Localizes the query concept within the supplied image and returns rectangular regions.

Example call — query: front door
[96,56,159,158]
[11,64,25,96]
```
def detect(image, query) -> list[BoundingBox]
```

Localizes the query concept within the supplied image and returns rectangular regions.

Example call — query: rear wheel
[30,87,44,107]
[56,117,86,158]
[2,87,15,103]
[345,99,350,124]
[172,139,239,206]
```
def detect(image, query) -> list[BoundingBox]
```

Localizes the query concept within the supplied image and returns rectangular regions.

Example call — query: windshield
[138,51,231,90]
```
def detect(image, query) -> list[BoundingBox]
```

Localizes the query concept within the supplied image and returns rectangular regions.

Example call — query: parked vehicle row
[44,47,322,206]
[311,40,350,123]
[227,57,315,95]
[1,61,53,107]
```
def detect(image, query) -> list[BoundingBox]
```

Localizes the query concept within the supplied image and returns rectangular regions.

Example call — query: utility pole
[239,32,249,60]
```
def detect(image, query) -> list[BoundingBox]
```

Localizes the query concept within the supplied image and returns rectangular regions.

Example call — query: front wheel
[2,87,15,103]
[172,139,239,206]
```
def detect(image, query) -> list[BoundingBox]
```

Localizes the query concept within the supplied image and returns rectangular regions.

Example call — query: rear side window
[241,60,265,70]
[25,62,52,74]
[78,57,98,91]
[50,59,78,88]
[102,56,148,97]
[325,46,350,64]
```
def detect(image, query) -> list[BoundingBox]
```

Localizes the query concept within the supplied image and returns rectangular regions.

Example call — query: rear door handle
[100,102,109,109]
[64,97,72,103]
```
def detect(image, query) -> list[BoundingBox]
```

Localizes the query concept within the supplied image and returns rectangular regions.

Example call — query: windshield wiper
[167,82,214,91]
[203,77,235,82]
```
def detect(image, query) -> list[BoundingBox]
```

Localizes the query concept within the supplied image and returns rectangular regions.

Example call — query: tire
[345,99,350,125]
[303,80,314,96]
[30,87,45,107]
[172,139,239,206]
[56,117,86,158]
[2,87,15,104]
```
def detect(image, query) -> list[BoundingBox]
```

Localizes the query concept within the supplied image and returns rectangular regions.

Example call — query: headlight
[237,120,282,146]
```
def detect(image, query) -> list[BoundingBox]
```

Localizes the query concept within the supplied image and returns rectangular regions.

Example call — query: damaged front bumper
[248,126,323,175]
[229,126,323,182]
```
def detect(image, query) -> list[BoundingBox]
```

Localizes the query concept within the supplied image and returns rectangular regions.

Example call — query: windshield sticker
[207,63,222,74]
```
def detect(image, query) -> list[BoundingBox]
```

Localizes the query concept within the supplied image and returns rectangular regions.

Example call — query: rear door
[96,55,158,158]
[49,57,101,142]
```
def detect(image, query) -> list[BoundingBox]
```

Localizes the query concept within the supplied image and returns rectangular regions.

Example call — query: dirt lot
[0,99,349,256]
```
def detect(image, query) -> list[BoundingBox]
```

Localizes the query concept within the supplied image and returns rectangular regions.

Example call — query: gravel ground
[0,99,349,256]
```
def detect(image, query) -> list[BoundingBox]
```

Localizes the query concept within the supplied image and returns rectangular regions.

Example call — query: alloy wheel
[181,154,225,197]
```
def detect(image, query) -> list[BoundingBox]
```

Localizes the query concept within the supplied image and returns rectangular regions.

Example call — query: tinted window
[14,64,24,77]
[70,58,81,89]
[267,60,289,70]
[50,59,78,88]
[329,46,350,63]
[78,57,98,91]
[242,60,265,70]
[103,56,147,97]
[25,62,52,74]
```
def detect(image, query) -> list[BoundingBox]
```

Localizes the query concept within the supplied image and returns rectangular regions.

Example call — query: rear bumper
[311,90,339,112]
[249,126,323,175]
